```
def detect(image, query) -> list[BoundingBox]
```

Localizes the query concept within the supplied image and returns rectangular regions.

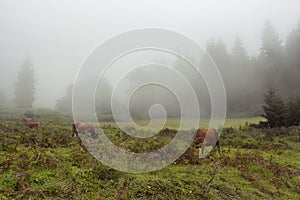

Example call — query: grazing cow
[25,121,39,128]
[22,116,38,128]
[194,128,220,155]
[72,122,97,139]
[22,117,32,123]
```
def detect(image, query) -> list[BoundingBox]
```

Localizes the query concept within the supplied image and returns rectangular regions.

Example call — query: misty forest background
[1,20,300,119]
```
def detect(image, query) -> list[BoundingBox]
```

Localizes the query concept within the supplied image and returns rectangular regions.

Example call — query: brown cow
[25,121,39,128]
[194,128,220,155]
[22,116,39,128]
[72,122,97,139]
[22,117,32,123]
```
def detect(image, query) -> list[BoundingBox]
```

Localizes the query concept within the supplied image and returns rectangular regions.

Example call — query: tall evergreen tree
[201,38,235,115]
[228,38,256,114]
[286,20,300,66]
[261,89,286,128]
[55,85,73,113]
[285,20,300,95]
[203,38,230,82]
[285,96,300,126]
[258,20,288,96]
[14,57,35,109]
[213,39,231,68]
[231,38,249,65]
[95,78,113,115]
[260,20,284,60]
[203,38,230,68]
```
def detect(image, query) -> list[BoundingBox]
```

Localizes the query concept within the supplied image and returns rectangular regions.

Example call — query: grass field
[0,112,299,199]
[101,117,264,130]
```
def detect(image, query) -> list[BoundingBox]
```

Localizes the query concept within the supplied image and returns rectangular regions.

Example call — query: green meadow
[0,112,299,199]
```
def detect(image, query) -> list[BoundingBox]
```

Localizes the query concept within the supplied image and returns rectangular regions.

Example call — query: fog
[1,0,300,114]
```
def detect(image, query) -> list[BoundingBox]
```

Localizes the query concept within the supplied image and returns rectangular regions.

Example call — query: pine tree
[55,85,73,113]
[214,39,230,67]
[228,38,254,114]
[285,96,300,126]
[95,78,113,115]
[260,20,284,60]
[286,20,300,67]
[258,20,288,96]
[14,57,35,109]
[261,89,286,128]
[285,20,300,95]
[231,38,249,64]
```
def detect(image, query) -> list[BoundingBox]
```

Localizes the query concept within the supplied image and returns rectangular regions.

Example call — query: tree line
[1,20,300,119]
[123,19,300,118]
[201,20,300,116]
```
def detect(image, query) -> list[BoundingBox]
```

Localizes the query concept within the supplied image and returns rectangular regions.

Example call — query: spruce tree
[260,20,284,60]
[14,58,35,109]
[285,96,300,126]
[55,84,73,113]
[285,20,300,94]
[261,89,286,128]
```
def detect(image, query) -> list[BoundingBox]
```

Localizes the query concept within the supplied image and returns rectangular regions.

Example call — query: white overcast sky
[0,0,300,108]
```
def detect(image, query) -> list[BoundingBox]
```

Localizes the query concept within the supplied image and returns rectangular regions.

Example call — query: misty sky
[1,0,300,108]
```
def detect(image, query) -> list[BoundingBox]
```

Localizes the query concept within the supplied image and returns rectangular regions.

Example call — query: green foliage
[285,96,300,126]
[14,57,35,109]
[261,89,286,128]
[260,89,300,128]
